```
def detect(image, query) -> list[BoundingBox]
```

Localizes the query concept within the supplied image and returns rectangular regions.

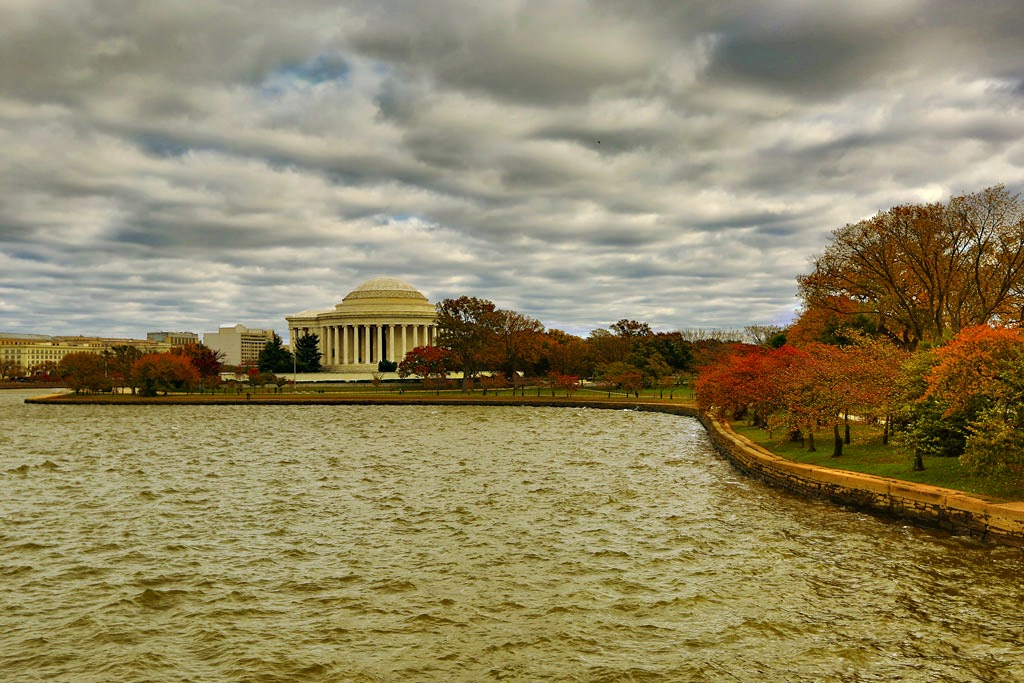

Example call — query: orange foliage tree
[58,352,111,394]
[171,343,224,390]
[133,353,201,396]
[492,309,544,380]
[772,344,865,456]
[798,186,1024,349]
[540,329,592,379]
[923,325,1024,475]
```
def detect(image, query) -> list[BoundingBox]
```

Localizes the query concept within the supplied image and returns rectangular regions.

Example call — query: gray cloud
[2,1,1024,341]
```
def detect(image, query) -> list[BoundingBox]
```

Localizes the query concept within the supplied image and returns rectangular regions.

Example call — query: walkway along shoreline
[27,393,1024,547]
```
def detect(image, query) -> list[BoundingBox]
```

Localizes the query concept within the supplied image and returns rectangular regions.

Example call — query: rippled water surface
[1,389,1022,682]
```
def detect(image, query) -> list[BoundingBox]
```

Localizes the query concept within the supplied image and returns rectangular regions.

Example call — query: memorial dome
[342,277,429,301]
[335,277,435,315]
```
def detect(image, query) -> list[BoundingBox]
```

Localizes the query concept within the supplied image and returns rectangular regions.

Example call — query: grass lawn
[731,421,1024,503]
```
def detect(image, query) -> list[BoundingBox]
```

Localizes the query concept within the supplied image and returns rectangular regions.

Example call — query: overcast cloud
[2,0,1024,340]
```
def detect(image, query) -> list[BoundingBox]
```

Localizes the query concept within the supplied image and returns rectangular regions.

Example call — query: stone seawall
[698,412,1024,547]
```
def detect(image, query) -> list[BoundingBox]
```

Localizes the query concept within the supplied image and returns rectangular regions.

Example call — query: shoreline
[26,392,1024,547]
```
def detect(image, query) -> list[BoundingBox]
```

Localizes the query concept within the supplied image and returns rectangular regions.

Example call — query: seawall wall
[698,412,1024,547]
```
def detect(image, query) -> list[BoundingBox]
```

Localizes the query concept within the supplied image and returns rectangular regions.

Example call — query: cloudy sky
[2,1,1024,341]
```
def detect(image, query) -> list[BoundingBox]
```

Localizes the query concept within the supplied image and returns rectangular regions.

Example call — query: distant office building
[0,333,162,373]
[203,324,275,367]
[147,331,199,346]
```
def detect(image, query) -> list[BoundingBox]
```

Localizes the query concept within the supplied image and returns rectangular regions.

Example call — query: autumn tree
[890,349,968,470]
[548,372,582,397]
[610,319,653,339]
[108,345,143,393]
[0,359,23,381]
[492,308,544,380]
[922,325,1024,475]
[58,352,111,394]
[787,296,878,348]
[586,329,631,366]
[600,361,645,397]
[133,353,201,396]
[694,344,805,427]
[171,343,224,391]
[398,345,453,382]
[768,344,859,455]
[842,335,911,446]
[435,296,499,389]
[30,360,58,379]
[798,186,1024,349]
[538,329,592,379]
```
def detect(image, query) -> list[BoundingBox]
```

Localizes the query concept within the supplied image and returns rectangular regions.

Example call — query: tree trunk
[832,425,843,457]
[912,450,925,471]
[807,429,816,452]
[882,415,890,445]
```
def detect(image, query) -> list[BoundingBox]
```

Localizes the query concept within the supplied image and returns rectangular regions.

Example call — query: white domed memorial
[285,277,438,371]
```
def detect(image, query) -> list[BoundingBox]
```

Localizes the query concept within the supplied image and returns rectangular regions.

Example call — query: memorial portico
[285,277,438,371]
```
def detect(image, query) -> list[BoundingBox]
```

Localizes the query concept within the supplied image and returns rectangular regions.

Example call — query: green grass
[732,421,1024,502]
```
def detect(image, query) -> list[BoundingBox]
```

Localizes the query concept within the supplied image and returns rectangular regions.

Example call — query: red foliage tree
[398,345,453,382]
[172,343,224,389]
[694,344,806,425]
[58,352,111,394]
[133,353,201,396]
[548,372,581,397]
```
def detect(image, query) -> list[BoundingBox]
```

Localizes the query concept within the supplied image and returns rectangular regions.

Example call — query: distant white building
[286,277,438,372]
[203,324,275,367]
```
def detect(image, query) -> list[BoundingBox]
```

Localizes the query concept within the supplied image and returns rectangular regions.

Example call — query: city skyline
[3,2,1024,339]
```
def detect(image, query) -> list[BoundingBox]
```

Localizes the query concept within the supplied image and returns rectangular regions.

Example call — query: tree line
[699,185,1024,478]
[58,343,225,396]
[395,296,742,396]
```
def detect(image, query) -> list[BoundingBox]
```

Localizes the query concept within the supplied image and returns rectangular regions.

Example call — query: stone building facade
[285,277,438,371]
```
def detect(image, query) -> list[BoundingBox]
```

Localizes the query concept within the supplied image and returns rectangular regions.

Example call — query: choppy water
[1,389,1022,682]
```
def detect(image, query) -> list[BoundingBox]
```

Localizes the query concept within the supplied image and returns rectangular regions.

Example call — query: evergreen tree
[295,332,322,372]
[257,333,293,373]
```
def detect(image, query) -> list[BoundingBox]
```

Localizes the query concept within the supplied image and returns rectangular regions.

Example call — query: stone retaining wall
[698,412,1024,547]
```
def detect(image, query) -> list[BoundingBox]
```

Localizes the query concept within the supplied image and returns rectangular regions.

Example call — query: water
[1,389,1022,682]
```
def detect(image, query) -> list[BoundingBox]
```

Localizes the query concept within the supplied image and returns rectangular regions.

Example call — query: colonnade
[291,322,437,367]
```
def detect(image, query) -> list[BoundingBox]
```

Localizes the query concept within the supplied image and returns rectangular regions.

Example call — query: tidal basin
[2,389,1022,682]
